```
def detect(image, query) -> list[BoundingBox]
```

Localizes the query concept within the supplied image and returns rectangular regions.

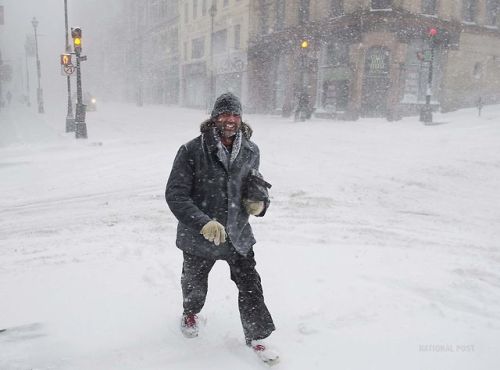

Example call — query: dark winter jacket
[165,120,269,258]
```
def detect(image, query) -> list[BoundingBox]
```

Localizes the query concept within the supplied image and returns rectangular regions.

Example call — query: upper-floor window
[184,2,189,23]
[193,0,198,19]
[223,0,229,7]
[259,2,270,34]
[212,29,228,53]
[192,37,205,59]
[234,25,241,49]
[326,42,349,66]
[422,0,437,15]
[486,0,499,26]
[298,0,310,24]
[371,0,392,10]
[330,0,344,17]
[202,0,207,16]
[463,0,477,23]
[275,0,286,30]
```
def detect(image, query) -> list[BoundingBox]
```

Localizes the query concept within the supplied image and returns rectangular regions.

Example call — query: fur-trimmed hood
[200,119,253,140]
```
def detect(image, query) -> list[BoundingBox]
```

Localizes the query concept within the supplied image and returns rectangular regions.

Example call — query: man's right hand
[200,220,227,246]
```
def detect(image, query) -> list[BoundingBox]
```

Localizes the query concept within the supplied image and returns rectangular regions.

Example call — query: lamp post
[64,0,75,131]
[31,17,44,113]
[209,3,217,110]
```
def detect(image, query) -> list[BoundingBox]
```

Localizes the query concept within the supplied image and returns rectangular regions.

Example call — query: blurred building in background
[178,0,250,109]
[107,0,500,120]
[247,0,500,119]
[124,0,180,106]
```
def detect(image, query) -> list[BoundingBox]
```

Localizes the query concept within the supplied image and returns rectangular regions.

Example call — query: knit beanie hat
[211,92,242,119]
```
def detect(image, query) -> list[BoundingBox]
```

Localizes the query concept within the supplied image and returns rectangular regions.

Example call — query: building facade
[125,0,180,106]
[178,0,251,109]
[247,0,500,119]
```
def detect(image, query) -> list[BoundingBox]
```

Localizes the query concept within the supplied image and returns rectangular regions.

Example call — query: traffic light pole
[64,0,75,132]
[420,29,437,124]
[74,48,87,139]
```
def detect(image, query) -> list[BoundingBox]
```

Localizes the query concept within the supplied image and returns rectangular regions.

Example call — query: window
[202,0,207,15]
[184,2,189,23]
[259,2,270,34]
[326,42,349,66]
[275,0,286,30]
[422,0,437,15]
[234,25,241,49]
[184,42,188,61]
[223,0,229,7]
[212,29,227,53]
[193,0,198,19]
[463,0,477,23]
[298,0,310,24]
[192,37,205,59]
[486,0,499,26]
[330,0,344,17]
[371,0,392,9]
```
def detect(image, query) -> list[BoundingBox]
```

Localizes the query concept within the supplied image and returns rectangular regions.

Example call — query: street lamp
[209,2,217,110]
[64,0,75,132]
[31,17,44,114]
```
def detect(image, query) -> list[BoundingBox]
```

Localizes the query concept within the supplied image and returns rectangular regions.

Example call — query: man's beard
[217,122,238,138]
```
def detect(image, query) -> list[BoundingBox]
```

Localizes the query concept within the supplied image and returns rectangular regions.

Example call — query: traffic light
[60,53,72,66]
[300,39,309,49]
[71,27,82,53]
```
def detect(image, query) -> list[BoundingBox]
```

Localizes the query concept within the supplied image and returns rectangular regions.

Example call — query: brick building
[247,0,500,119]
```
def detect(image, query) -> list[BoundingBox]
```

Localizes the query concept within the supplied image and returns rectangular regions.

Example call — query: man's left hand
[244,199,265,216]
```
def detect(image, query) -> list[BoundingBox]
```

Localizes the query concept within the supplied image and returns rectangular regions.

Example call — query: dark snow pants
[181,249,275,343]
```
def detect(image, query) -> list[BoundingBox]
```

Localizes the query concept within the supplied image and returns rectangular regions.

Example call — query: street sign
[61,64,75,76]
[78,55,87,62]
[416,50,432,63]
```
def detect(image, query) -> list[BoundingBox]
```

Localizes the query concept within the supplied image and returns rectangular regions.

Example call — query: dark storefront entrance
[361,47,391,117]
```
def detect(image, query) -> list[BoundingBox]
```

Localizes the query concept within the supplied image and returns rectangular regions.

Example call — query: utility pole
[31,17,44,113]
[64,0,75,132]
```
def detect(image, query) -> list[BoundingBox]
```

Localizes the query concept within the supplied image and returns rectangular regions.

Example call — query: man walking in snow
[165,92,278,364]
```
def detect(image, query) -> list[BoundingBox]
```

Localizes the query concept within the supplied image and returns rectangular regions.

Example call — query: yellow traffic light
[301,40,309,49]
[74,38,81,46]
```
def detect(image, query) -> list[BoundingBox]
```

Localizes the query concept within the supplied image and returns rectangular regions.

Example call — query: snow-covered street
[1,102,500,369]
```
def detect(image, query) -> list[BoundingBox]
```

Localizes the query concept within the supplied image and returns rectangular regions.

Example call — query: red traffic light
[428,28,438,37]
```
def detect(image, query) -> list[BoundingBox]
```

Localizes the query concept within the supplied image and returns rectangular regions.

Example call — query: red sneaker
[180,313,199,338]
[250,339,280,365]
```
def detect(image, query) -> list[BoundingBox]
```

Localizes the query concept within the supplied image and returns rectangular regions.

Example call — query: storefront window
[463,0,477,23]
[402,40,443,103]
[486,0,499,27]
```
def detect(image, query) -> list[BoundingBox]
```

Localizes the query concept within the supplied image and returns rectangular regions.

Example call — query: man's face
[215,113,241,139]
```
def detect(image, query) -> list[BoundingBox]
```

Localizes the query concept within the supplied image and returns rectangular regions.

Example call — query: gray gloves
[200,220,226,246]
[243,199,265,216]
